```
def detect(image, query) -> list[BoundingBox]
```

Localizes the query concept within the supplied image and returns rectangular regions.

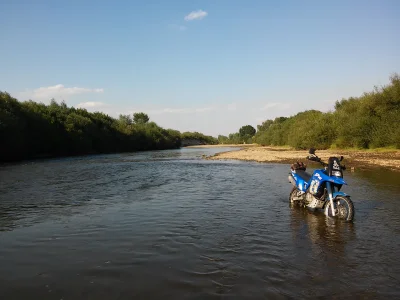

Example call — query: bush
[254,74,400,149]
[0,92,184,162]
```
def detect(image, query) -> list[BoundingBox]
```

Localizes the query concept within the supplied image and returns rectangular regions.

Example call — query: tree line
[181,131,218,145]
[217,125,256,144]
[220,74,400,150]
[0,92,214,162]
[254,74,400,149]
[2,73,398,162]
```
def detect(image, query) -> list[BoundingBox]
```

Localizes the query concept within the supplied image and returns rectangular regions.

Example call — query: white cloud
[19,84,104,101]
[76,101,107,109]
[261,102,291,111]
[184,9,208,21]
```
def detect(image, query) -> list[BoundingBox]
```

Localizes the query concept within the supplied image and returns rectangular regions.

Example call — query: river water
[0,147,399,299]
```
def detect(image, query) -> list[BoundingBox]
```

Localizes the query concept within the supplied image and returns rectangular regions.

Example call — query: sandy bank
[205,146,400,171]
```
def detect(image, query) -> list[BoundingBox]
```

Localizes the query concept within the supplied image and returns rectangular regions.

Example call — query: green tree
[238,125,256,143]
[181,131,218,145]
[239,125,256,137]
[257,120,273,132]
[217,135,229,144]
[133,112,149,124]
[0,92,189,162]
[228,132,242,144]
[253,73,400,150]
[119,114,132,125]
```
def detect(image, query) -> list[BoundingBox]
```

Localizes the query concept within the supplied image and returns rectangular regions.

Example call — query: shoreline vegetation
[0,91,217,163]
[1,74,399,165]
[217,74,400,150]
[187,144,400,171]
[197,74,400,171]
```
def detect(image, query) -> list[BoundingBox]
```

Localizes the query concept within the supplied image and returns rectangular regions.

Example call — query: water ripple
[0,148,399,299]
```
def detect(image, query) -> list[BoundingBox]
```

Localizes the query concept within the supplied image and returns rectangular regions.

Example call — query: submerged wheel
[324,196,354,222]
[289,187,304,206]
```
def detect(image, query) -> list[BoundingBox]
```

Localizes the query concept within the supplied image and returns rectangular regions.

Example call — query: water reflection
[1,148,399,299]
[290,204,356,263]
[351,167,400,193]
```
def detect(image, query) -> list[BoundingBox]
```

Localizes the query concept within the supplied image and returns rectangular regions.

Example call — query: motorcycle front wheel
[324,196,354,222]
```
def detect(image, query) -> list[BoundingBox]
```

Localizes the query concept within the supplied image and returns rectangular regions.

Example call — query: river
[0,147,399,299]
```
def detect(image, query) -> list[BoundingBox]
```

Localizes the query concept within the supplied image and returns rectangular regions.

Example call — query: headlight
[332,170,342,177]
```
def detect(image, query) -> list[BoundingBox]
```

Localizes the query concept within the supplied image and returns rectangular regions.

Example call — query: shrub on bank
[254,74,400,150]
[0,93,182,162]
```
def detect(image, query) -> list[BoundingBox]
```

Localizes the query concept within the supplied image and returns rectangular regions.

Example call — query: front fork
[326,182,336,217]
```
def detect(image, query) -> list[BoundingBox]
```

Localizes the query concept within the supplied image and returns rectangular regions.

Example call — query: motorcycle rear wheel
[289,187,304,206]
[324,196,354,222]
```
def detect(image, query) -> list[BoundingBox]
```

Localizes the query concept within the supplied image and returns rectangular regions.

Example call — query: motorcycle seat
[295,170,312,182]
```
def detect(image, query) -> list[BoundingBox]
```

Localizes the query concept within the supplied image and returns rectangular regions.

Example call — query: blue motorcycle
[288,148,354,222]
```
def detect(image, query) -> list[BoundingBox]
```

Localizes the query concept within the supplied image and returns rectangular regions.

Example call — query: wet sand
[197,145,400,171]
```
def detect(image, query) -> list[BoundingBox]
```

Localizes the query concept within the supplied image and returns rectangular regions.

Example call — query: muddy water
[0,148,399,299]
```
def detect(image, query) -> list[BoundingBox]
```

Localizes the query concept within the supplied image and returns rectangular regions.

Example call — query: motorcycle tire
[324,196,354,222]
[289,187,303,206]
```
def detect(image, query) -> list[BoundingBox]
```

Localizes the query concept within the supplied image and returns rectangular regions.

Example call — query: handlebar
[306,155,327,167]
[306,155,346,170]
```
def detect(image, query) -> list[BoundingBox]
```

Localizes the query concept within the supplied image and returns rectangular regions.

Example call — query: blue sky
[1,0,399,136]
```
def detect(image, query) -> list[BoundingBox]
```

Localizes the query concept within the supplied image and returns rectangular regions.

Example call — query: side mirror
[309,148,316,155]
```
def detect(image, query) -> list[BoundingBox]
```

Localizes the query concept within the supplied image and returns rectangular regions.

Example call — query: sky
[1,0,399,136]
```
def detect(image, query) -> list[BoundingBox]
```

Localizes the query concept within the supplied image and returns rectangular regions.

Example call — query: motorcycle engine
[306,193,325,209]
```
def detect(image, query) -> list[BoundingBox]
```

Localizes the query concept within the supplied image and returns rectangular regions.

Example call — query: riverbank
[202,146,400,171]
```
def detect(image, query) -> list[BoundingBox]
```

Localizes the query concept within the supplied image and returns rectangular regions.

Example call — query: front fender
[330,177,347,185]
[333,191,349,198]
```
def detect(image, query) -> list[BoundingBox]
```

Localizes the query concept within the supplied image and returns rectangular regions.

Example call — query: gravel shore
[198,145,400,171]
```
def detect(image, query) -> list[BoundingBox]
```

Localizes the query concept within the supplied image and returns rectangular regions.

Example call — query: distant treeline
[0,92,215,162]
[217,125,257,144]
[181,131,218,145]
[222,74,400,149]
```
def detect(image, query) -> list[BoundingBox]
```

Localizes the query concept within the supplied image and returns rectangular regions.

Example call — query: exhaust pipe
[288,175,296,187]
